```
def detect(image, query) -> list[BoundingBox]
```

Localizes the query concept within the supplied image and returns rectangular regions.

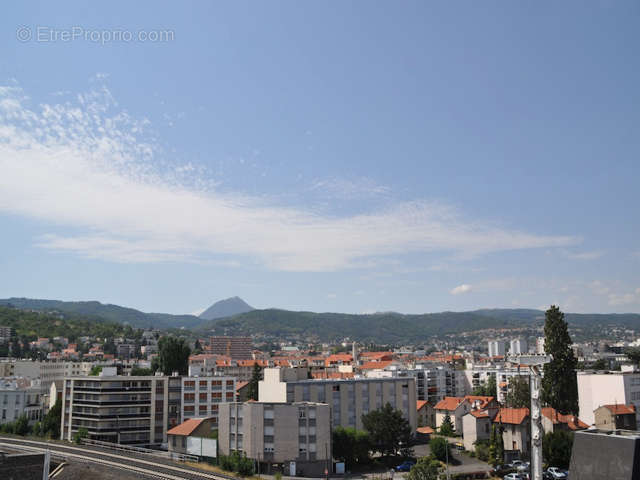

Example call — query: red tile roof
[494,408,529,425]
[470,410,489,418]
[464,395,496,409]
[167,418,205,436]
[360,360,393,370]
[434,397,465,411]
[602,404,636,415]
[416,400,429,411]
[541,407,589,430]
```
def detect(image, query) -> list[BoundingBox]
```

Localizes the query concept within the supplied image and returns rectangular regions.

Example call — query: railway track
[0,436,237,480]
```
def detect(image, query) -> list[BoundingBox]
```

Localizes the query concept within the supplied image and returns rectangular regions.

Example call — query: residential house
[462,409,494,451]
[167,417,218,455]
[493,408,530,462]
[541,407,590,433]
[417,400,435,428]
[594,404,637,431]
[434,397,471,433]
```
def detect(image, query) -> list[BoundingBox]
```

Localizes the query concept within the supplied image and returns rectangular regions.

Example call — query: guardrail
[81,438,199,463]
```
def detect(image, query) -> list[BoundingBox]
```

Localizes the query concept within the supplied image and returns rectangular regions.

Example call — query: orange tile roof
[416,426,435,434]
[416,400,429,411]
[235,381,249,391]
[167,418,205,436]
[360,360,393,370]
[602,404,636,415]
[470,410,490,418]
[494,408,529,425]
[465,395,496,409]
[434,397,465,411]
[541,407,589,430]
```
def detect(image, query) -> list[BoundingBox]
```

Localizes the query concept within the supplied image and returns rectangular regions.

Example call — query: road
[0,436,235,480]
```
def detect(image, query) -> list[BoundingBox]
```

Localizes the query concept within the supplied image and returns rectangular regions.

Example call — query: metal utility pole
[42,448,50,480]
[508,354,551,480]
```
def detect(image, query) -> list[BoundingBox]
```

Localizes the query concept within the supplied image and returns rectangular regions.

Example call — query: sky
[0,1,639,316]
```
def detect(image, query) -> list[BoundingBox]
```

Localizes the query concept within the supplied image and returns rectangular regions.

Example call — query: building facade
[218,401,331,477]
[181,375,236,424]
[60,372,181,446]
[0,378,42,425]
[578,371,640,426]
[259,368,417,431]
[488,340,506,357]
[209,336,253,360]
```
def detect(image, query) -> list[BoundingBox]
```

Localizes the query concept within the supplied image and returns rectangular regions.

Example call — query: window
[299,408,306,419]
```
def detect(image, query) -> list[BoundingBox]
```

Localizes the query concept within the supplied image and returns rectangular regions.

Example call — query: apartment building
[365,364,468,404]
[209,336,252,360]
[0,359,41,379]
[60,370,181,446]
[0,326,16,343]
[578,370,640,426]
[259,367,417,431]
[509,339,528,355]
[218,401,331,477]
[465,364,530,404]
[0,378,42,425]
[488,340,506,357]
[181,374,236,424]
[40,361,94,393]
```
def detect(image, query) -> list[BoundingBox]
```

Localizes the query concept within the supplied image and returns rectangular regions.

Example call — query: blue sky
[0,1,638,315]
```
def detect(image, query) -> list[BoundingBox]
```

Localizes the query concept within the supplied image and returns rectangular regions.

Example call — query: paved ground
[412,440,491,476]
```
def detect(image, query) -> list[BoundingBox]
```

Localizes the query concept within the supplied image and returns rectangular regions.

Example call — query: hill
[0,297,202,330]
[199,296,254,321]
[201,308,640,344]
[0,305,133,342]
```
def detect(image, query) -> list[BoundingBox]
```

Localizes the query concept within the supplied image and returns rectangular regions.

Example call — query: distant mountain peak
[198,297,254,321]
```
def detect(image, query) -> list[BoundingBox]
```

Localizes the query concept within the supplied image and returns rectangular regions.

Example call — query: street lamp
[507,354,552,480]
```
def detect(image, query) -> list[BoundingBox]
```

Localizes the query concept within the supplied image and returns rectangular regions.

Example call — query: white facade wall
[577,372,640,426]
[488,341,506,357]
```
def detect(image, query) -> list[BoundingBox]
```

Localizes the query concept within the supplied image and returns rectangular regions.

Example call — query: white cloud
[0,84,579,272]
[608,288,640,306]
[566,250,605,261]
[450,284,472,295]
[309,176,391,200]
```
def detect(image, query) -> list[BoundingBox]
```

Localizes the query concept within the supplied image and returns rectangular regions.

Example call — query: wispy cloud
[0,84,579,272]
[309,177,391,200]
[565,250,605,261]
[608,288,640,307]
[450,284,472,295]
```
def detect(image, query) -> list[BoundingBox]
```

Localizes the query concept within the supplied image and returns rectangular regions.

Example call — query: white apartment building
[509,339,528,355]
[181,373,236,424]
[366,364,469,404]
[0,378,42,425]
[40,361,94,393]
[218,401,331,477]
[488,340,506,357]
[536,337,545,354]
[259,367,417,431]
[465,364,531,404]
[577,370,640,426]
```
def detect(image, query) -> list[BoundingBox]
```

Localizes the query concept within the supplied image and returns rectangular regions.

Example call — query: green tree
[505,376,530,408]
[486,374,497,397]
[73,427,89,444]
[332,427,371,467]
[439,413,454,437]
[89,365,103,376]
[624,348,640,367]
[542,305,579,414]
[407,457,440,480]
[14,414,29,435]
[361,403,412,456]
[542,431,573,469]
[473,439,489,462]
[130,365,153,376]
[247,362,262,401]
[193,339,203,354]
[42,398,62,439]
[429,436,450,462]
[157,336,191,375]
[488,424,504,466]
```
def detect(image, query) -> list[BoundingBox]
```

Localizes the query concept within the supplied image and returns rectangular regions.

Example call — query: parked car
[516,462,531,472]
[546,467,568,479]
[509,460,524,469]
[394,460,416,472]
[503,474,525,480]
[492,464,515,476]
